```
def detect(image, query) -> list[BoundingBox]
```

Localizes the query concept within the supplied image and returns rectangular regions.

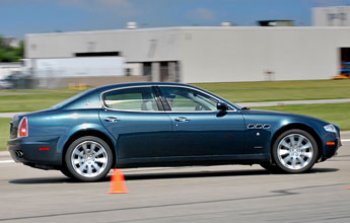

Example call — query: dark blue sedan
[8,82,341,181]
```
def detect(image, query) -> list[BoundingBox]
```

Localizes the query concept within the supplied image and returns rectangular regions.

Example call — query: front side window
[159,86,217,112]
[103,87,158,111]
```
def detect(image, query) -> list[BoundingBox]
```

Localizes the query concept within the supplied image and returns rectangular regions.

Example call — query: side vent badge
[247,124,271,130]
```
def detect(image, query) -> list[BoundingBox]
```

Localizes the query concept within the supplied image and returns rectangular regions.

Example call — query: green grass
[0,80,350,112]
[0,89,81,112]
[0,118,10,152]
[256,103,350,130]
[193,79,350,103]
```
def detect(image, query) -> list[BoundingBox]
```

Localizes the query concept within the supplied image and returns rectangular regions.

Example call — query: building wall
[179,27,342,83]
[36,75,149,88]
[313,6,350,26]
[26,27,350,83]
[26,28,182,62]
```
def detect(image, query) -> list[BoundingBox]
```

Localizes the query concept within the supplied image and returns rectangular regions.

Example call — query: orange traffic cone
[109,169,128,194]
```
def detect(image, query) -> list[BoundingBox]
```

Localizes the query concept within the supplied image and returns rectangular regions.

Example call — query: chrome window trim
[100,84,239,113]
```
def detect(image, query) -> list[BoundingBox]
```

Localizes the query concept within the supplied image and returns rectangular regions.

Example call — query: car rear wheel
[64,136,113,182]
[272,129,318,173]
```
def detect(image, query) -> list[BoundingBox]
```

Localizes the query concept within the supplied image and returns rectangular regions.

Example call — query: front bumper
[8,136,62,169]
[320,131,341,161]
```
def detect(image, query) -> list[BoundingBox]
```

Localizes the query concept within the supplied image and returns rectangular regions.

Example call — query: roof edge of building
[25,25,350,38]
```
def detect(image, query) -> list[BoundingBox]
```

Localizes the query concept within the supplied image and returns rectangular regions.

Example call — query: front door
[158,86,247,157]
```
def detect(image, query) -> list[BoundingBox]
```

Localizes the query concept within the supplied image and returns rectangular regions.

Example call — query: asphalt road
[0,133,349,223]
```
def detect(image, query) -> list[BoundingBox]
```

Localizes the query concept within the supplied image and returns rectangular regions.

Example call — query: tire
[272,129,318,173]
[259,162,282,173]
[64,136,113,182]
[60,166,73,178]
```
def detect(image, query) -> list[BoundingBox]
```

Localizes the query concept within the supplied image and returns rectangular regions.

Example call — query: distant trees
[0,36,24,62]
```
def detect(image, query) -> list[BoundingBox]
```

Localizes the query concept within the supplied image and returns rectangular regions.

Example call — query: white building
[25,26,350,85]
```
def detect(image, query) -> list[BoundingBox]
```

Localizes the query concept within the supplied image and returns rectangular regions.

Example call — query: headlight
[324,124,337,133]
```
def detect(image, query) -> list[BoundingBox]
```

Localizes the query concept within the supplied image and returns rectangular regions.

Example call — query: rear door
[99,86,172,164]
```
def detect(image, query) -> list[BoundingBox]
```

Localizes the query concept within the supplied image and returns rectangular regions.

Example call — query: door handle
[104,117,119,123]
[175,117,190,122]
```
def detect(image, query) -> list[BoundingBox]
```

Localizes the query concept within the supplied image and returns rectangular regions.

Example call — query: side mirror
[216,102,228,111]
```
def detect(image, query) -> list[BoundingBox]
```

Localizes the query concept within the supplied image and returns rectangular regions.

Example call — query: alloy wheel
[276,133,314,171]
[70,140,109,178]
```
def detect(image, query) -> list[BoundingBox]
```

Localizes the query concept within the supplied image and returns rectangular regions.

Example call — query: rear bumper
[8,136,62,169]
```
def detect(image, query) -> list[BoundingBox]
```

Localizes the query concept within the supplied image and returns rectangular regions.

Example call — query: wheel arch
[62,129,117,168]
[271,123,323,160]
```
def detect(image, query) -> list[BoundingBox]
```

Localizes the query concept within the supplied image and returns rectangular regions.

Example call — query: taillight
[18,117,28,138]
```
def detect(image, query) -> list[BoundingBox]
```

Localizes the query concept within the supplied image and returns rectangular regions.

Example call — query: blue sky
[2,0,350,39]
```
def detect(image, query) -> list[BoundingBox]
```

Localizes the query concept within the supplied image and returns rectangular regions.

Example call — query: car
[0,77,12,89]
[8,82,341,181]
[340,62,350,77]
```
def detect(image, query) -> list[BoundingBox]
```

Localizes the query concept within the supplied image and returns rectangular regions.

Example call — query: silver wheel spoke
[280,149,290,156]
[291,157,297,168]
[92,162,100,171]
[300,143,312,151]
[289,136,296,146]
[296,136,304,147]
[283,154,292,163]
[73,149,84,158]
[302,152,312,158]
[281,141,292,149]
[95,157,107,164]
[94,149,104,157]
[90,143,96,151]
[87,164,93,175]
[297,157,305,166]
[82,143,88,151]
[73,158,81,165]
[79,163,87,172]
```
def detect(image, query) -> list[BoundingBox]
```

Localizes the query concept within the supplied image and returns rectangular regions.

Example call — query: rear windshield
[52,88,96,109]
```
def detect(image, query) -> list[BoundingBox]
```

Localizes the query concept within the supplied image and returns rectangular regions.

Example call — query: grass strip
[0,118,10,152]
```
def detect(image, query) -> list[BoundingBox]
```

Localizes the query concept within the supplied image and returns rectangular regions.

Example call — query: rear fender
[56,122,116,155]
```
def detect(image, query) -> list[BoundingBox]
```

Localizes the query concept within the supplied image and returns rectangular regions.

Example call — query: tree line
[0,36,24,62]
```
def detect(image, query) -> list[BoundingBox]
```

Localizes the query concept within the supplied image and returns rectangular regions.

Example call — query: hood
[241,108,330,125]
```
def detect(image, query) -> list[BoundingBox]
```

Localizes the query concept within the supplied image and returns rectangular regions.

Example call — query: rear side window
[103,87,158,111]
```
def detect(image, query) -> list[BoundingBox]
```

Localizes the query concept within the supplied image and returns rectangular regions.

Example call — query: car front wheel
[272,129,318,173]
[64,136,113,182]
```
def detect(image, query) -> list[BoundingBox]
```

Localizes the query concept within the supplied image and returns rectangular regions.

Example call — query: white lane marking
[342,139,350,142]
[0,160,14,164]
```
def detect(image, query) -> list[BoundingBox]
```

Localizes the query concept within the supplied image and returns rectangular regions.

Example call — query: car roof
[57,81,241,110]
[92,82,195,93]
